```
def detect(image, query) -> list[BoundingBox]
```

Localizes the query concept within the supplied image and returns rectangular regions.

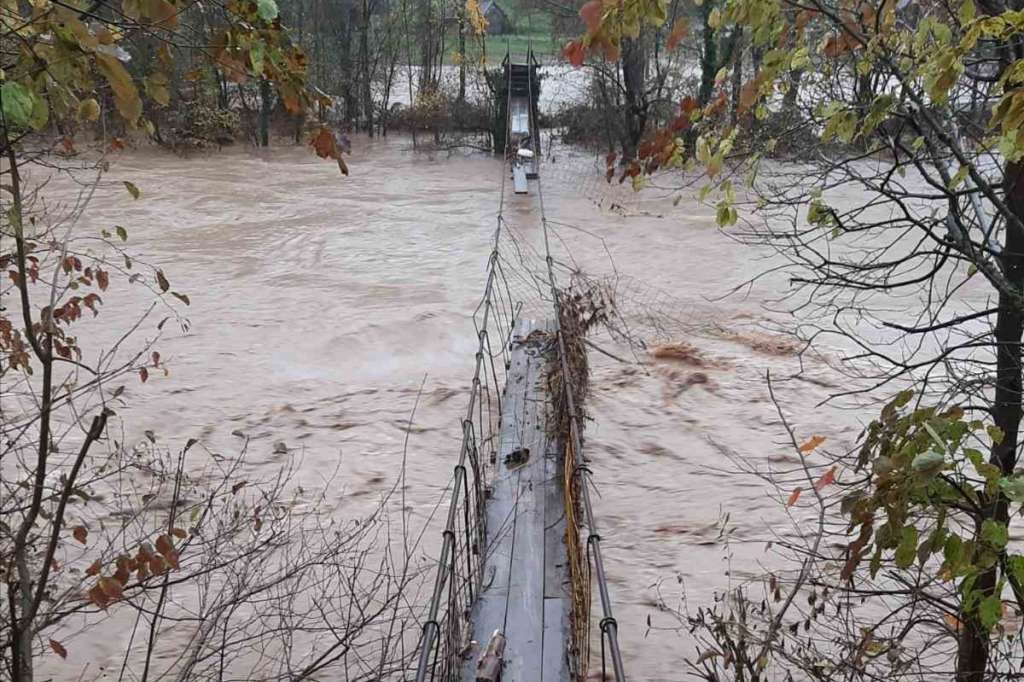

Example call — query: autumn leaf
[140,367,149,383]
[799,435,826,453]
[738,78,760,112]
[152,351,161,366]
[155,534,175,560]
[579,0,603,34]
[85,560,102,576]
[562,40,585,68]
[944,613,962,631]
[96,53,142,123]
[49,639,68,659]
[814,466,836,491]
[666,18,689,50]
[171,527,188,539]
[96,269,109,291]
[98,576,124,600]
[73,526,88,544]
[232,480,248,494]
[87,584,109,609]
[786,487,802,507]
[77,96,100,120]
[171,291,191,305]
[823,33,847,58]
[123,181,141,199]
[145,0,179,28]
[310,127,338,159]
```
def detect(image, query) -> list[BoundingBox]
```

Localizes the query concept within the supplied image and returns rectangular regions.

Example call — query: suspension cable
[414,44,516,682]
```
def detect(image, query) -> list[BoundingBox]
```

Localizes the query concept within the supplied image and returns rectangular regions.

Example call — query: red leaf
[814,466,836,491]
[310,127,338,159]
[786,487,802,507]
[85,560,102,576]
[152,351,161,367]
[666,18,690,50]
[96,269,109,291]
[170,527,187,539]
[73,526,88,545]
[49,639,68,659]
[579,0,603,34]
[88,583,109,609]
[155,534,174,559]
[140,367,149,383]
[562,40,585,68]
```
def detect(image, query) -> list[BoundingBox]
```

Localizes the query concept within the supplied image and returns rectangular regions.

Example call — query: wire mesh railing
[412,215,522,681]
[416,45,625,682]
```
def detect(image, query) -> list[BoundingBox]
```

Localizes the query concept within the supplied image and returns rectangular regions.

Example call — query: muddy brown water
[30,136,912,680]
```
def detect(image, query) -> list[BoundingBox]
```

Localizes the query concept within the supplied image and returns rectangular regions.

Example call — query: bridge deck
[464,319,570,681]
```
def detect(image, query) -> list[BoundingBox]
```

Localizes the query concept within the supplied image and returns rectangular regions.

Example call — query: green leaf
[1,82,35,129]
[256,0,279,21]
[948,165,970,190]
[123,181,140,200]
[987,425,1004,445]
[895,526,919,569]
[959,0,976,24]
[116,225,128,241]
[250,41,265,76]
[981,519,1008,550]
[1008,555,1024,585]
[979,594,1002,630]
[1000,476,1024,501]
[28,87,48,131]
[911,450,945,476]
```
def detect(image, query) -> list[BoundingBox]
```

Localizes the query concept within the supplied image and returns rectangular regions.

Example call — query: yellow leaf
[799,435,826,453]
[95,53,142,123]
[78,98,100,122]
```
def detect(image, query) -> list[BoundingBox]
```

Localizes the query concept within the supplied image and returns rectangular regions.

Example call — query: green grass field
[445,0,560,65]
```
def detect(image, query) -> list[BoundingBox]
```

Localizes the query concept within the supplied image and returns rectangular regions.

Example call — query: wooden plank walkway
[464,319,570,681]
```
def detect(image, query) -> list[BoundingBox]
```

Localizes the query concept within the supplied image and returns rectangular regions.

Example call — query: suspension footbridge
[413,50,625,682]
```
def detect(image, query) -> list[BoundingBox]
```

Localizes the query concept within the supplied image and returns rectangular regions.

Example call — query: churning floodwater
[33,134,904,680]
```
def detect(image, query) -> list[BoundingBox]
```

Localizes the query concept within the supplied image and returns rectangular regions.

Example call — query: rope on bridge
[415,46,626,682]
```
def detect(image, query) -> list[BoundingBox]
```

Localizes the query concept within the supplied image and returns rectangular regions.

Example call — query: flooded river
[34,135,876,680]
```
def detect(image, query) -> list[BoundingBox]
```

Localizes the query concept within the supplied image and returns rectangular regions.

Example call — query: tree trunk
[620,36,647,161]
[698,0,718,106]
[730,29,743,126]
[259,76,271,147]
[360,0,373,136]
[955,160,1024,682]
[458,8,467,102]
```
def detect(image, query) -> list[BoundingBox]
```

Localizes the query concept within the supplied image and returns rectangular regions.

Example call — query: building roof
[479,0,507,17]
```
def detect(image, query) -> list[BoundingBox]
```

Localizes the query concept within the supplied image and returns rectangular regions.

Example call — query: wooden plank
[542,597,569,680]
[542,407,569,680]
[513,165,529,194]
[464,319,567,681]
